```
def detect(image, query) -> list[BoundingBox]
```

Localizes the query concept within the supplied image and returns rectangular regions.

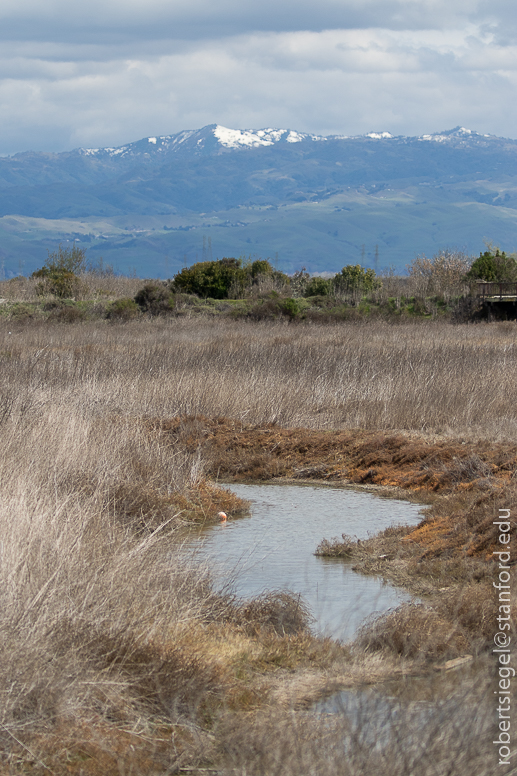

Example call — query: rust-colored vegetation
[154,415,517,560]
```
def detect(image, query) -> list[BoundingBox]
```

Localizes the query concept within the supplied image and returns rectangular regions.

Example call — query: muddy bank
[153,416,517,561]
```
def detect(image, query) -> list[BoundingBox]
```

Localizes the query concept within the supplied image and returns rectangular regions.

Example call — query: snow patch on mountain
[212,125,328,148]
[214,126,287,147]
[366,132,393,139]
[286,130,306,143]
[419,126,491,143]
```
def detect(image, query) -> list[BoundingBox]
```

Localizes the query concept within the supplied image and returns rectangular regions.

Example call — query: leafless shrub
[233,591,313,636]
[406,249,472,299]
[442,454,493,485]
[315,533,356,557]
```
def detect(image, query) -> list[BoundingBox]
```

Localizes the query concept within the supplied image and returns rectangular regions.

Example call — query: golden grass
[0,273,144,302]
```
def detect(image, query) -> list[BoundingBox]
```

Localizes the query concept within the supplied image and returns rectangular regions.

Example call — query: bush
[172,258,288,299]
[280,298,303,319]
[303,276,331,297]
[247,298,283,320]
[250,259,274,279]
[356,603,469,660]
[8,303,35,322]
[47,304,86,323]
[333,264,379,294]
[134,283,175,315]
[407,250,472,296]
[107,297,140,321]
[32,244,88,299]
[172,258,247,299]
[33,269,86,299]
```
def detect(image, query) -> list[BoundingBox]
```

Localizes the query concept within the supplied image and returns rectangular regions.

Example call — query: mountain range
[1,124,516,277]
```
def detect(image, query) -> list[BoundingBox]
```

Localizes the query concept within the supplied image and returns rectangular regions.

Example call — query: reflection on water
[314,685,433,747]
[189,483,423,641]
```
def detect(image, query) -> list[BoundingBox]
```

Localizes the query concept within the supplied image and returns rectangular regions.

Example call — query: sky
[1,0,517,155]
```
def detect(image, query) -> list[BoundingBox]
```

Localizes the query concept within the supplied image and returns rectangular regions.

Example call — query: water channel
[189,483,424,642]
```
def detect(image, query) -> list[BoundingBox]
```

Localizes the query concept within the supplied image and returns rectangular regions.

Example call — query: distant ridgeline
[0,125,517,277]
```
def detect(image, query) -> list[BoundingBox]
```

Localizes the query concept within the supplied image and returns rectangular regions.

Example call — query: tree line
[29,244,517,302]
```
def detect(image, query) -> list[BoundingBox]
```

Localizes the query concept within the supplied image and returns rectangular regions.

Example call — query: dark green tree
[250,259,274,279]
[172,258,247,299]
[466,249,517,282]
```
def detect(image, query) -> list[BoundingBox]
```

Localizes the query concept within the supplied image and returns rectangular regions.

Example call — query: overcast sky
[0,0,516,155]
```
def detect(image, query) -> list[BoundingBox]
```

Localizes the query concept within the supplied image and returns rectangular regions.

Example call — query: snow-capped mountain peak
[76,124,506,161]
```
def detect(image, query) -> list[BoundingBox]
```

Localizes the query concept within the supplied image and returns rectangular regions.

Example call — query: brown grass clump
[315,533,358,558]
[352,573,511,664]
[172,478,250,521]
[355,603,471,661]
[231,591,313,637]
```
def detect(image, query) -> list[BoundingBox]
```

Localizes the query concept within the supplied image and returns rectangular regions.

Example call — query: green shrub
[333,264,379,294]
[303,276,331,297]
[172,258,247,299]
[9,303,35,321]
[280,298,302,319]
[250,259,274,279]
[406,297,428,316]
[33,269,85,299]
[107,298,140,321]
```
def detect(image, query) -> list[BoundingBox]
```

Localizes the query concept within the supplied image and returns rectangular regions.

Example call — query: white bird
[217,511,228,522]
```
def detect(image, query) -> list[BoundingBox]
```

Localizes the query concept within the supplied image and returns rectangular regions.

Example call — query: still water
[189,483,423,641]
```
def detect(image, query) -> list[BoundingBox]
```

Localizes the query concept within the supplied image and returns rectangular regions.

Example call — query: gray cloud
[0,1,491,43]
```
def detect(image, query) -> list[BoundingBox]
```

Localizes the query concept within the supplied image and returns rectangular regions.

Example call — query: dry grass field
[0,315,515,774]
[1,316,516,438]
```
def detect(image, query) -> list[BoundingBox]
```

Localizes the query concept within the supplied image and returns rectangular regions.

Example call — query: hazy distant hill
[0,125,516,277]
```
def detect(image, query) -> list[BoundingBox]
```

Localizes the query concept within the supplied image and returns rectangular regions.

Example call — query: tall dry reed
[0,317,515,439]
